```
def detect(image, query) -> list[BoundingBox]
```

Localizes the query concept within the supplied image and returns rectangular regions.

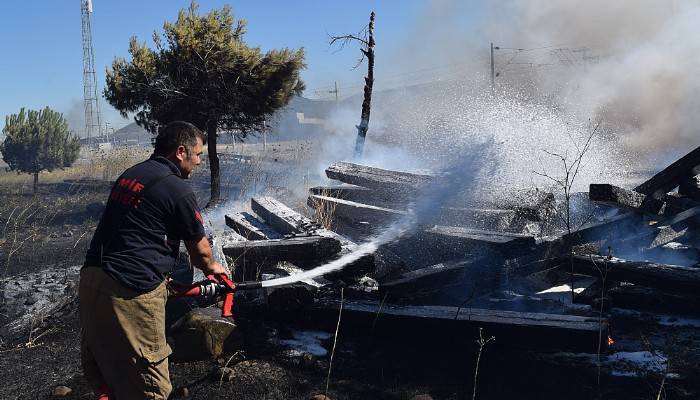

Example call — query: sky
[0,1,487,137]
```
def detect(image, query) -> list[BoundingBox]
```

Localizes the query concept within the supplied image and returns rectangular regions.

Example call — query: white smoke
[481,0,700,154]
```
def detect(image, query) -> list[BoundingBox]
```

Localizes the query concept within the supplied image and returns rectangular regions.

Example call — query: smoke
[480,0,700,154]
[261,139,495,288]
[365,0,700,166]
[61,98,131,139]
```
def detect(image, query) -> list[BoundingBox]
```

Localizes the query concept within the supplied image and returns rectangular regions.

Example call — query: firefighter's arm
[184,235,228,276]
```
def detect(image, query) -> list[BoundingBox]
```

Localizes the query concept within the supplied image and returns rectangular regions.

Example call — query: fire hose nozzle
[234,281,263,290]
[170,275,263,318]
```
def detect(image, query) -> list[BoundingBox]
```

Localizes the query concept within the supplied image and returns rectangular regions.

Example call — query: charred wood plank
[593,283,700,316]
[562,212,642,245]
[222,236,341,266]
[251,197,375,278]
[312,300,607,353]
[494,188,555,222]
[640,242,700,266]
[589,183,699,216]
[567,254,700,292]
[378,257,496,305]
[225,212,282,240]
[634,146,700,196]
[679,174,700,201]
[665,205,700,231]
[589,184,662,213]
[325,162,432,196]
[308,194,406,224]
[662,192,700,215]
[425,225,535,255]
[436,207,518,231]
[251,196,320,235]
[309,184,401,206]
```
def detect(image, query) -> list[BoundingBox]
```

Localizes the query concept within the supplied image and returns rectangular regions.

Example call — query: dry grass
[309,188,339,230]
[0,146,150,188]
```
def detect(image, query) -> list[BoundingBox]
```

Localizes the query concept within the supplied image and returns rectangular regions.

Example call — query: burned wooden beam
[679,174,700,201]
[562,212,642,245]
[251,197,375,279]
[436,207,518,231]
[378,257,496,305]
[640,242,700,266]
[251,196,320,235]
[665,205,700,231]
[225,212,282,240]
[566,254,700,292]
[607,224,686,256]
[634,146,700,196]
[605,283,700,316]
[313,300,607,353]
[308,194,406,224]
[325,162,432,196]
[661,192,700,215]
[222,236,341,266]
[425,225,536,255]
[308,184,397,205]
[494,188,555,222]
[589,184,662,213]
[589,183,699,216]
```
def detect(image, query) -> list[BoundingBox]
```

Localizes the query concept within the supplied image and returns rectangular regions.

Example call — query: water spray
[260,215,415,288]
[170,215,416,317]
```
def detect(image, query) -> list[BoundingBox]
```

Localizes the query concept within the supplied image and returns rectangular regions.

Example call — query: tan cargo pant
[79,267,172,400]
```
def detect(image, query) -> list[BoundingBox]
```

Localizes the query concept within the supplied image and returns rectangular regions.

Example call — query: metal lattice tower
[80,0,102,146]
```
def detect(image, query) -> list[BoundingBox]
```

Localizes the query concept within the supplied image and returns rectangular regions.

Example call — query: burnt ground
[1,286,695,400]
[1,179,700,399]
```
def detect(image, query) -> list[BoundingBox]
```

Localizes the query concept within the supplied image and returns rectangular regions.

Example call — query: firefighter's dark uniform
[80,155,205,399]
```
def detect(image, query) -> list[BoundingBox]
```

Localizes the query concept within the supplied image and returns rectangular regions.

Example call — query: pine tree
[104,1,306,206]
[1,107,81,193]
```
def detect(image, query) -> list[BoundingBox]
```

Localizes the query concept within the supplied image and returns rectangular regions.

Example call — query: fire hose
[169,274,261,318]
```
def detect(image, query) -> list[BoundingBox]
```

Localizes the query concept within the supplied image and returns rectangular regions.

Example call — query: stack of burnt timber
[200,160,605,351]
[218,196,373,282]
[574,145,700,313]
[309,162,553,235]
[303,161,606,351]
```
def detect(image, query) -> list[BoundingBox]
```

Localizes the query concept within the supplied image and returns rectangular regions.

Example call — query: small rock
[62,230,73,238]
[213,366,236,382]
[169,307,241,361]
[310,395,331,400]
[52,386,72,397]
[410,395,433,400]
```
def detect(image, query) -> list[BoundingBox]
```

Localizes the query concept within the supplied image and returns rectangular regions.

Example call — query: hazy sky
[0,1,486,135]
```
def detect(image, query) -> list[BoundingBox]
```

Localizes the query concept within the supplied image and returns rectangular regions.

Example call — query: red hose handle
[207,273,236,318]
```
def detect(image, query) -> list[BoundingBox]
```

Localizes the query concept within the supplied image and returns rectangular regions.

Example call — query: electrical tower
[80,0,102,146]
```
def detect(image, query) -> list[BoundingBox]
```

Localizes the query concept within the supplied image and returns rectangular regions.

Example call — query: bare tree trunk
[354,11,375,159]
[33,172,38,194]
[207,123,221,208]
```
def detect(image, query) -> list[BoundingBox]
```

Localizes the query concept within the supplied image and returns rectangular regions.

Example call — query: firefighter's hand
[203,261,228,277]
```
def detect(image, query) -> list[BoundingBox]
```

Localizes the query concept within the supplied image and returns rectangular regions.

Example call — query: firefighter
[79,121,227,399]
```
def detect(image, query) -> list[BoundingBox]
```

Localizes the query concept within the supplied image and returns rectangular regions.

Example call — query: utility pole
[333,81,339,102]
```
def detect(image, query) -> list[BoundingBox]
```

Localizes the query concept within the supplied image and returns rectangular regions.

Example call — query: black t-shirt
[84,156,205,292]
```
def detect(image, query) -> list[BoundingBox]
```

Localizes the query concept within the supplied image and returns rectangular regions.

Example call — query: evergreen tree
[1,107,81,193]
[104,1,305,206]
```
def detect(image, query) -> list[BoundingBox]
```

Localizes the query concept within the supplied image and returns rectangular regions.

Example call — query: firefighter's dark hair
[153,121,206,156]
